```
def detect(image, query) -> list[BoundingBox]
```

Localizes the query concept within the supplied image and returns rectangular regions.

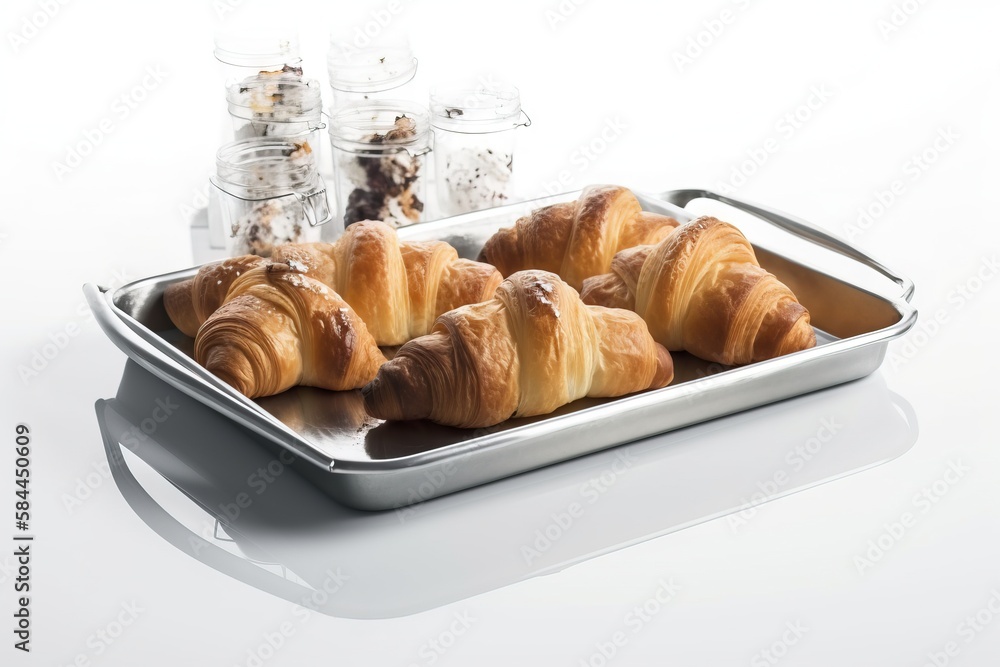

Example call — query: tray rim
[88,189,918,476]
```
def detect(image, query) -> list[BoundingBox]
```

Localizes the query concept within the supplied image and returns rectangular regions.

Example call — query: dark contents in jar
[341,115,424,228]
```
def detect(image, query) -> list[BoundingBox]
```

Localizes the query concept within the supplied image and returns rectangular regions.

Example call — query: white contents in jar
[441,147,512,213]
[228,141,319,256]
[230,198,305,257]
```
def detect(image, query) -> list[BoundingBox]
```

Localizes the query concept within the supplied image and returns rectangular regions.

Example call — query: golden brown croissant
[580,216,816,365]
[163,254,267,337]
[164,221,502,345]
[194,263,385,398]
[362,270,674,428]
[477,185,679,290]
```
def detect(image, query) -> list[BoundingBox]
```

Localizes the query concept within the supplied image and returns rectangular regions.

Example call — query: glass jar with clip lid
[428,82,530,216]
[211,137,333,257]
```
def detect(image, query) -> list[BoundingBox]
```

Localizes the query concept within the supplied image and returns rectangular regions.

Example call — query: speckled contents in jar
[244,141,316,196]
[229,141,320,256]
[230,198,305,257]
[340,115,424,228]
[441,146,513,214]
[230,65,316,139]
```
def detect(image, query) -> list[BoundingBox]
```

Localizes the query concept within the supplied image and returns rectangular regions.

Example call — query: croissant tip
[650,344,674,389]
[790,316,818,353]
[163,279,200,338]
[362,358,435,423]
[360,377,377,401]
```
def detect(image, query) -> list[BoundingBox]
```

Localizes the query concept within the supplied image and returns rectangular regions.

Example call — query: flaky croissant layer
[363,270,673,428]
[195,264,385,398]
[581,216,816,366]
[164,220,502,345]
[478,185,679,290]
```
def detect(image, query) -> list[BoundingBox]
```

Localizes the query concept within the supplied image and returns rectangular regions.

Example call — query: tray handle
[657,189,915,303]
[95,399,318,608]
[83,283,333,469]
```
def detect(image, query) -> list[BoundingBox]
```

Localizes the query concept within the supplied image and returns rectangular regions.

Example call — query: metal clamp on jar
[210,138,333,257]
[429,83,530,216]
[328,101,431,229]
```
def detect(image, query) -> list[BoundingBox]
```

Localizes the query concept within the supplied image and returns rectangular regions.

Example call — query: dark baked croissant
[362,270,674,428]
[477,185,679,290]
[580,216,816,365]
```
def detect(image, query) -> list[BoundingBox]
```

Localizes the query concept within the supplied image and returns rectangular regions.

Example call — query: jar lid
[214,29,301,69]
[226,75,324,120]
[327,43,418,93]
[328,100,431,152]
[429,84,524,133]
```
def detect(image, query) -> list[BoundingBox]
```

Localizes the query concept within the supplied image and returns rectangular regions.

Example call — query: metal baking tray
[84,189,917,511]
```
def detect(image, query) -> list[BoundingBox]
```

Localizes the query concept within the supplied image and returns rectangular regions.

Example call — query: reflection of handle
[95,399,317,608]
[82,283,331,468]
[657,189,915,302]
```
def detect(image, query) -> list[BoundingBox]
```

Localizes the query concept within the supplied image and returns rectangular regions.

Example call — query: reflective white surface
[98,362,917,620]
[2,0,998,664]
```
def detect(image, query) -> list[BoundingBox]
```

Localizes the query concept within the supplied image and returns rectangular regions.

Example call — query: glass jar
[328,101,431,229]
[211,137,333,257]
[210,29,304,249]
[227,73,323,139]
[214,30,302,87]
[428,84,530,216]
[327,38,418,108]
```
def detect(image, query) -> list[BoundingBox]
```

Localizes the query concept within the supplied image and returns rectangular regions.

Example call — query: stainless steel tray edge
[84,283,336,470]
[288,326,904,510]
[86,189,918,511]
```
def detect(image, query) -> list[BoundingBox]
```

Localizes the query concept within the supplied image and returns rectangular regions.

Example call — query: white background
[1,0,999,665]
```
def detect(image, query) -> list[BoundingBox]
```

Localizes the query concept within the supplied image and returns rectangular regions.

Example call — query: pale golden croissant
[195,263,385,399]
[362,270,674,428]
[164,220,503,345]
[580,216,816,365]
[477,185,680,290]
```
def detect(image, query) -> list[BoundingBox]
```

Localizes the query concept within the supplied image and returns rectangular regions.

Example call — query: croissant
[477,185,679,290]
[163,254,266,337]
[195,263,385,398]
[580,216,816,365]
[164,220,503,345]
[362,270,674,428]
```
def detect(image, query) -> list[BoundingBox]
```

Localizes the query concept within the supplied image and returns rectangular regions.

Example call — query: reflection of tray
[96,360,918,619]
[85,189,917,510]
